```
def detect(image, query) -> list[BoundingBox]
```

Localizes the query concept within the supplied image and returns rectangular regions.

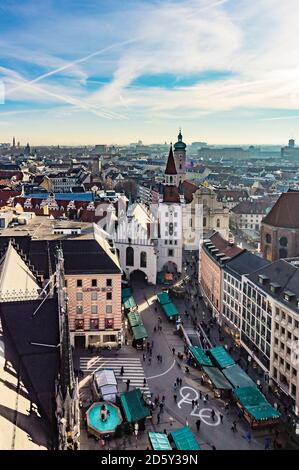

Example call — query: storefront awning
[120,388,151,423]
[208,345,235,369]
[202,366,233,390]
[132,323,148,341]
[148,432,172,450]
[123,296,137,310]
[122,288,132,301]
[189,346,213,367]
[127,311,141,328]
[222,364,255,389]
[161,302,179,318]
[157,291,171,305]
[170,426,200,451]
[233,386,280,421]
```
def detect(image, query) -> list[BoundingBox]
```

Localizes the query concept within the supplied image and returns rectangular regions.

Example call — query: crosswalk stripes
[80,356,151,396]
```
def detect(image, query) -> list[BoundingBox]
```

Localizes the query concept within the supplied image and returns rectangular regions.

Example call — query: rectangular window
[76,305,83,314]
[77,279,82,287]
[92,279,97,287]
[106,279,112,287]
[91,292,97,301]
[105,318,114,329]
[106,292,112,300]
[106,305,112,314]
[168,249,174,257]
[76,292,83,301]
[90,319,99,330]
[91,305,98,314]
[75,319,84,330]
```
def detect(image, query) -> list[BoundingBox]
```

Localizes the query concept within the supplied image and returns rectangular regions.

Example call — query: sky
[0,0,299,146]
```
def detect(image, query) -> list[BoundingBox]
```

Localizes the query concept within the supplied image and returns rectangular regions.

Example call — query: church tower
[173,129,186,184]
[164,144,179,187]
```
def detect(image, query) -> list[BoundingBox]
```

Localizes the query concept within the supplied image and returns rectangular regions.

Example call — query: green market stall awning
[132,324,148,341]
[222,364,255,389]
[123,296,137,311]
[161,302,179,318]
[202,366,233,390]
[157,292,171,305]
[148,432,172,451]
[170,426,200,451]
[122,288,132,301]
[208,345,235,369]
[233,386,280,422]
[127,311,141,328]
[120,388,151,423]
[189,346,213,367]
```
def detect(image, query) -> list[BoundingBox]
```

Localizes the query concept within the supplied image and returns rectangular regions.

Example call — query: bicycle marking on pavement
[197,408,220,426]
[177,386,199,408]
[177,386,220,426]
[146,359,176,380]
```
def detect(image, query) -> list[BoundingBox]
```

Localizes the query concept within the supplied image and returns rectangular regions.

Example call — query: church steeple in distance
[173,128,187,184]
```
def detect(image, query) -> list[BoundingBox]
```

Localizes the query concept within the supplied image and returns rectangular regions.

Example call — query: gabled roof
[0,242,41,302]
[165,146,177,175]
[262,190,299,228]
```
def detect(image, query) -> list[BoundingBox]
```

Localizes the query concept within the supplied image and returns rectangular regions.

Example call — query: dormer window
[284,290,295,302]
[270,282,280,293]
[258,274,269,285]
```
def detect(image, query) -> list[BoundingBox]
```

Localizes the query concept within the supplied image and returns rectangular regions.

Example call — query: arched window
[265,233,272,243]
[170,176,173,184]
[126,246,134,266]
[203,217,206,227]
[140,251,147,268]
[216,218,220,228]
[279,248,288,258]
[279,236,288,247]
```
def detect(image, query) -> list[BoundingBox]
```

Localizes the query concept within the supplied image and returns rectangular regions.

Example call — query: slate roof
[0,297,60,445]
[225,250,270,279]
[0,235,121,278]
[247,258,299,312]
[162,185,181,203]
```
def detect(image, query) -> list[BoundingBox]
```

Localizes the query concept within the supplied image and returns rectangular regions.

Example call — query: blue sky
[0,0,299,145]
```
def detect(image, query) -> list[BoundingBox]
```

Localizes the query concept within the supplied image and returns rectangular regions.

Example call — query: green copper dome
[174,129,186,150]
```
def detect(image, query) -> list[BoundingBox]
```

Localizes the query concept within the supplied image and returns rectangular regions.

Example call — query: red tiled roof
[181,180,199,203]
[210,231,243,258]
[262,191,299,228]
[165,146,177,175]
[163,185,181,203]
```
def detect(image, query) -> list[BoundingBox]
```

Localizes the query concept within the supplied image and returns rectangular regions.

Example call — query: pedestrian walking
[159,403,164,413]
[179,378,182,387]
[162,395,165,403]
[176,377,180,386]
[143,378,147,387]
[211,409,215,421]
[157,354,160,362]
[143,353,146,362]
[203,396,207,405]
[191,399,195,409]
[157,413,161,425]
[231,421,237,432]
[196,419,201,431]
[120,366,124,376]
[160,354,163,363]
[148,357,151,365]
[154,327,157,333]
[199,390,202,400]
[205,394,209,401]
[220,413,223,423]
[173,394,177,403]
[172,347,175,355]
[126,379,130,391]
[149,347,152,356]
[173,382,177,391]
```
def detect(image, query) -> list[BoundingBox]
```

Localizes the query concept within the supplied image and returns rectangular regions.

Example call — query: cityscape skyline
[1,0,299,145]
